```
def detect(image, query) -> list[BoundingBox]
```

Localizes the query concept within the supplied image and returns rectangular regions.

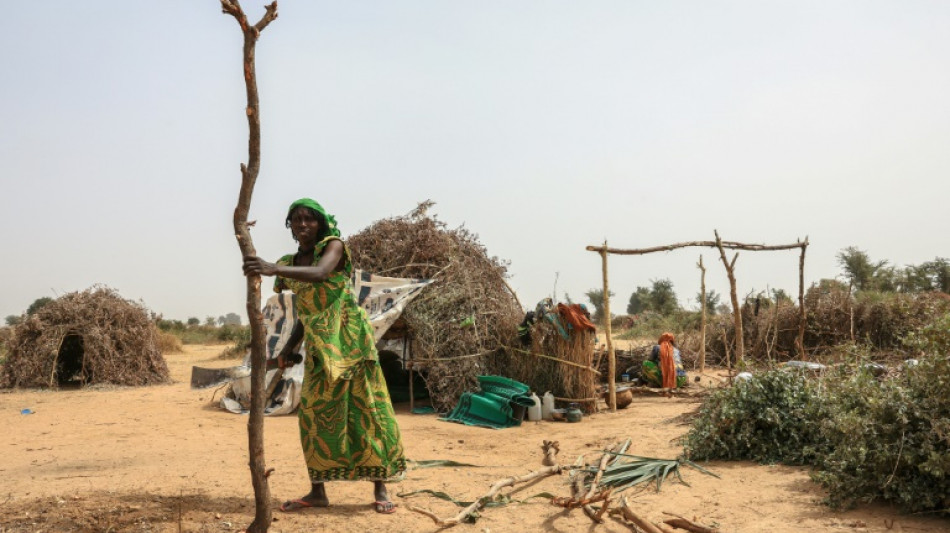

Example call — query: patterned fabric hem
[308,463,407,484]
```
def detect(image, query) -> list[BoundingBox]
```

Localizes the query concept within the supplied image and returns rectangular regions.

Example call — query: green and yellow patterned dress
[274,236,406,482]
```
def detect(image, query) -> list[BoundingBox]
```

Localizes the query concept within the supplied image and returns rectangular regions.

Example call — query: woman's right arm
[243,240,344,283]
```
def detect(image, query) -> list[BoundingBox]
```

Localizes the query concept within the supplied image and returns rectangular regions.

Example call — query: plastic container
[527,392,542,421]
[541,391,555,420]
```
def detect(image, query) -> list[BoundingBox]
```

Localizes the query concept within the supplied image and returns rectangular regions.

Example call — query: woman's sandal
[372,501,397,514]
[280,499,316,512]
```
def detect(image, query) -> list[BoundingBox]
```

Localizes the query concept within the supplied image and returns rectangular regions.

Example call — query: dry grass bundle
[506,321,597,412]
[347,202,522,412]
[156,331,184,354]
[1,287,170,388]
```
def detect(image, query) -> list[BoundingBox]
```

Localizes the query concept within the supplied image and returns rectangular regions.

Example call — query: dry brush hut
[1,287,170,388]
[347,202,523,413]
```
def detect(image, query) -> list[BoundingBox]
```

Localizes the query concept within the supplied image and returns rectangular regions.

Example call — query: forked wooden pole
[714,230,743,365]
[220,1,278,531]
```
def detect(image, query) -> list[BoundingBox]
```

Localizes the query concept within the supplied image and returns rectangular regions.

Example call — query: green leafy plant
[591,452,718,493]
[685,353,950,514]
[683,370,831,465]
[813,353,950,512]
[903,311,950,357]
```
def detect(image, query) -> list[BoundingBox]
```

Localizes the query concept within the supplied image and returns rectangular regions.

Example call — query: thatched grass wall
[504,321,597,412]
[2,287,170,388]
[347,202,522,413]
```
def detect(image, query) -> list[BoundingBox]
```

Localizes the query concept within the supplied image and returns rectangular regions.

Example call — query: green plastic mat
[441,375,533,429]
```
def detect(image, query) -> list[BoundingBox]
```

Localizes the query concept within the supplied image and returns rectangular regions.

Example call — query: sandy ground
[2,344,949,533]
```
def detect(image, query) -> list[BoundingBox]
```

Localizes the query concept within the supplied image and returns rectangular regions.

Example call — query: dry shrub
[1,287,170,388]
[703,289,950,366]
[0,326,12,365]
[347,201,522,412]
[156,331,183,354]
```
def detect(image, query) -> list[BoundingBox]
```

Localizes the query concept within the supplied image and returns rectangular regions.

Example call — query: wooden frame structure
[587,232,808,411]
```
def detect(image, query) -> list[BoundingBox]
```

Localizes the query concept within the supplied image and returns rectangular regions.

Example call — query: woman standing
[242,198,406,514]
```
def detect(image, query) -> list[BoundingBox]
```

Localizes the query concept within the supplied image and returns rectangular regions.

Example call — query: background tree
[837,246,891,291]
[585,288,614,324]
[649,278,679,315]
[903,258,950,293]
[627,279,679,316]
[219,312,242,326]
[627,286,652,314]
[695,289,721,315]
[931,258,950,293]
[4,315,21,326]
[205,316,217,327]
[187,317,200,326]
[26,297,53,316]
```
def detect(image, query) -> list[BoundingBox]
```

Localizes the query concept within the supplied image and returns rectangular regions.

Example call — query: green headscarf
[287,198,341,238]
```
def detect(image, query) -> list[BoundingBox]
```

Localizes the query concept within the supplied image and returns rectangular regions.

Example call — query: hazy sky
[2,1,948,322]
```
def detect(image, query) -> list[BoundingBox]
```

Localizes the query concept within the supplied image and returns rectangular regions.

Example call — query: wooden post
[220,1,278,532]
[715,230,744,366]
[600,243,616,412]
[406,337,415,413]
[797,238,808,360]
[697,255,707,373]
[408,362,415,413]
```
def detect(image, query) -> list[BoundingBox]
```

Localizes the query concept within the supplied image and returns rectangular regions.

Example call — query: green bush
[685,349,950,513]
[813,353,950,512]
[158,322,250,345]
[903,311,950,356]
[683,370,830,465]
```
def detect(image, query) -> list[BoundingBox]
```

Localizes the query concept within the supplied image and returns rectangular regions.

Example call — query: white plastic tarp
[222,269,432,415]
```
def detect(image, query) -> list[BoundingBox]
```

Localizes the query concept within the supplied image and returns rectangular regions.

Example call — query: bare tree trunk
[697,255,706,373]
[600,243,616,411]
[797,239,808,360]
[714,231,743,366]
[221,2,278,531]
